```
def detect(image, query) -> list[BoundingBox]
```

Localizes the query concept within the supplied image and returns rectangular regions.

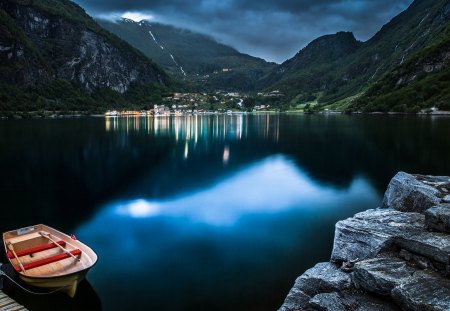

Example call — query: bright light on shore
[121,12,154,22]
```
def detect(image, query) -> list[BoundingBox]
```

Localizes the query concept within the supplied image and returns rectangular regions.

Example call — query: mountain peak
[283,31,361,71]
[297,31,359,58]
[308,31,357,46]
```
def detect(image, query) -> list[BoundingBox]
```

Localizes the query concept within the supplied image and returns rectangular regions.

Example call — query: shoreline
[1,110,450,120]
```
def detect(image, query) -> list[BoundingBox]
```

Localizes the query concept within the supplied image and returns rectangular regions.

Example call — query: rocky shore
[279,172,450,311]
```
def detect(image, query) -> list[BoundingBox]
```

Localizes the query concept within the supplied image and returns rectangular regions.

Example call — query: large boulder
[353,257,417,296]
[381,172,441,213]
[331,209,423,262]
[310,291,399,311]
[331,208,450,266]
[281,172,450,311]
[278,262,352,311]
[395,230,450,265]
[392,271,450,311]
[309,292,346,311]
[425,205,450,233]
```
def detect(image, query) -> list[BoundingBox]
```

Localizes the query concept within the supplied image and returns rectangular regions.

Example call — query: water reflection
[75,156,379,310]
[1,115,450,310]
[105,114,280,144]
[110,156,377,225]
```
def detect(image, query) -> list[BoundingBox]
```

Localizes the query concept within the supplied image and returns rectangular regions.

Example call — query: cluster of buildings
[104,91,278,117]
[257,90,284,97]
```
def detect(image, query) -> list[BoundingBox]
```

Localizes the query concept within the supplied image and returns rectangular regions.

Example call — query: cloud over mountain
[76,0,412,63]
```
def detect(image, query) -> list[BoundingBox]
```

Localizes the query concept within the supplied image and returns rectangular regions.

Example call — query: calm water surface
[1,114,450,310]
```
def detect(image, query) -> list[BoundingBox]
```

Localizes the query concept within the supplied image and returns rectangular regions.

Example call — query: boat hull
[3,224,97,297]
[17,268,89,297]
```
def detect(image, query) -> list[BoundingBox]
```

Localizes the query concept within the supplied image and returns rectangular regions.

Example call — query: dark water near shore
[1,114,450,310]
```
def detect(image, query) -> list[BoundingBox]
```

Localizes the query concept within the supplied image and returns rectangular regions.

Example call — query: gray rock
[395,230,450,265]
[310,292,346,311]
[278,262,352,311]
[282,173,450,311]
[331,208,450,265]
[311,291,400,311]
[443,195,450,203]
[297,262,353,296]
[354,297,400,311]
[277,286,310,311]
[347,293,400,311]
[425,205,450,233]
[353,257,416,295]
[331,209,423,262]
[399,249,435,270]
[392,271,450,311]
[381,172,441,213]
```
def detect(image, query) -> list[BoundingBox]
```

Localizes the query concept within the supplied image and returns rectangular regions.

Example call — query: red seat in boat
[7,241,66,259]
[14,249,82,272]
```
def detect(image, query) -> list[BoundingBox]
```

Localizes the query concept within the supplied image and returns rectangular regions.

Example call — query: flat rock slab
[353,257,416,296]
[310,292,346,311]
[331,209,450,265]
[331,209,423,262]
[310,291,399,311]
[425,205,450,233]
[381,172,442,213]
[396,230,450,264]
[392,271,450,311]
[278,262,352,311]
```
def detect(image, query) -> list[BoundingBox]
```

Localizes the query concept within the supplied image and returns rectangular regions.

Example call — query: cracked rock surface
[279,172,450,311]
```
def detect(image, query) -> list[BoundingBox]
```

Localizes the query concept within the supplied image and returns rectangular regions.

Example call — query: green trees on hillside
[0,81,168,115]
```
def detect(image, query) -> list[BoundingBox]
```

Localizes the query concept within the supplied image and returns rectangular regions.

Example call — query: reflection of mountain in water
[1,115,449,231]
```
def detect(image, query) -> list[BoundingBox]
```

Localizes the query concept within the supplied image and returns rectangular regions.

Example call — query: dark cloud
[75,0,412,63]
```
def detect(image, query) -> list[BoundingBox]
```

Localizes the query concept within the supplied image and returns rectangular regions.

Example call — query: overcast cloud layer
[75,0,412,63]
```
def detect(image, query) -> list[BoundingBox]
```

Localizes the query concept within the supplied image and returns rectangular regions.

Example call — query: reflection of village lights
[184,142,189,159]
[102,113,283,144]
[175,117,180,141]
[146,115,153,134]
[238,114,243,140]
[194,115,198,145]
[186,116,191,140]
[154,116,159,134]
[223,146,230,164]
[134,116,139,131]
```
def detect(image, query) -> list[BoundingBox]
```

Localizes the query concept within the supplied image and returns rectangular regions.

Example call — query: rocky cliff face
[0,0,169,94]
[98,18,276,91]
[280,172,450,311]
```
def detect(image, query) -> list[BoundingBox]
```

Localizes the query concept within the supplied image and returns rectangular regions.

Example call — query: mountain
[351,2,450,112]
[0,0,172,114]
[259,31,362,102]
[98,19,276,91]
[263,0,450,111]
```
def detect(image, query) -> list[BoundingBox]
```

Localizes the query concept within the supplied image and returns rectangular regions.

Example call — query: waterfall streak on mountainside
[148,30,186,76]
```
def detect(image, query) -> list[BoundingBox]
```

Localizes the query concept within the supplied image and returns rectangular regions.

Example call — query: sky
[75,0,413,63]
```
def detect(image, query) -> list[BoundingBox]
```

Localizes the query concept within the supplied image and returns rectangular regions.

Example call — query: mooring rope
[0,269,71,295]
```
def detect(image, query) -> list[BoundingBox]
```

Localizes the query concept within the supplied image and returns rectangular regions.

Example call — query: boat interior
[3,224,97,278]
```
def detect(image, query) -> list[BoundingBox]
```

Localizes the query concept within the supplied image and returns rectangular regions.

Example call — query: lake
[1,114,450,310]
